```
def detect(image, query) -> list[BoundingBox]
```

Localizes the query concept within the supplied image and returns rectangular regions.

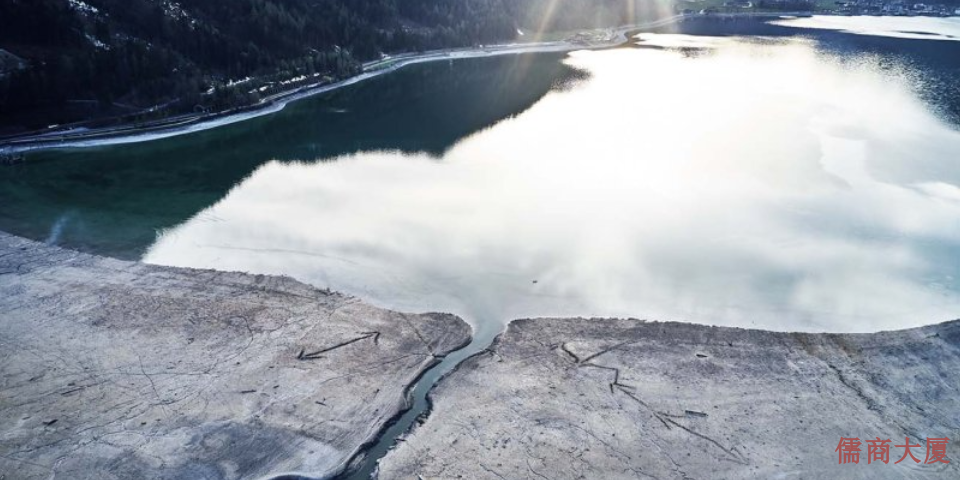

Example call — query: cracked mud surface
[378,317,960,479]
[0,232,471,480]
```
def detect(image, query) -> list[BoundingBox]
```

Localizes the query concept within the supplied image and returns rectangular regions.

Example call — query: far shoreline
[0,12,769,155]
[5,11,948,156]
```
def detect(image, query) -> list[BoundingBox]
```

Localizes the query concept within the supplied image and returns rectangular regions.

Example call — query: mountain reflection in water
[0,53,580,259]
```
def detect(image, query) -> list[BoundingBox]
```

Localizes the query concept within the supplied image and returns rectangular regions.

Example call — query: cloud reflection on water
[145,35,960,333]
[772,15,960,42]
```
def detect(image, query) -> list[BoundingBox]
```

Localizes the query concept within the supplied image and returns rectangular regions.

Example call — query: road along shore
[0,15,689,155]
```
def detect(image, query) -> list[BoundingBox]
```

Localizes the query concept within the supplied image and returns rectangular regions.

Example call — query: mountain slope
[0,0,656,134]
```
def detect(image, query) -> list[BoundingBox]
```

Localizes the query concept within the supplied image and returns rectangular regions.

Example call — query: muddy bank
[378,317,960,479]
[5,228,959,479]
[0,232,471,480]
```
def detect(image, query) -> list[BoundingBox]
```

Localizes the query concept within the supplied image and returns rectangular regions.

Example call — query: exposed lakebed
[2,16,960,479]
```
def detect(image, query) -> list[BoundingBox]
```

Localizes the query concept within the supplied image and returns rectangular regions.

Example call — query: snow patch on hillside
[162,1,197,28]
[68,0,99,16]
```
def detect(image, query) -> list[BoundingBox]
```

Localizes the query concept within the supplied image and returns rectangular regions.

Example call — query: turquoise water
[2,19,960,334]
[0,53,578,259]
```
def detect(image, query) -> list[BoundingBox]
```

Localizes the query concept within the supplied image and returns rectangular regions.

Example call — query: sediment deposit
[0,233,470,480]
[378,317,960,479]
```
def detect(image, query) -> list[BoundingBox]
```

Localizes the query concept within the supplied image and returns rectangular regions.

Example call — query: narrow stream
[339,321,499,479]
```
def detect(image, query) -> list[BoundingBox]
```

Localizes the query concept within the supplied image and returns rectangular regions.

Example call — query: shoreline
[3,230,959,479]
[0,231,473,480]
[4,12,955,155]
[0,14,695,155]
[378,316,960,479]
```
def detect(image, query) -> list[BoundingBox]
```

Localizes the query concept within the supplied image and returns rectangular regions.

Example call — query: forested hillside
[0,0,657,134]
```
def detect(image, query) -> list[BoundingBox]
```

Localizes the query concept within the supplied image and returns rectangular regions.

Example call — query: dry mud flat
[0,232,470,480]
[379,317,960,479]
[4,230,960,480]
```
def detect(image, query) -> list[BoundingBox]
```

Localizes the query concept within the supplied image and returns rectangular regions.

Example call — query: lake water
[3,17,960,335]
